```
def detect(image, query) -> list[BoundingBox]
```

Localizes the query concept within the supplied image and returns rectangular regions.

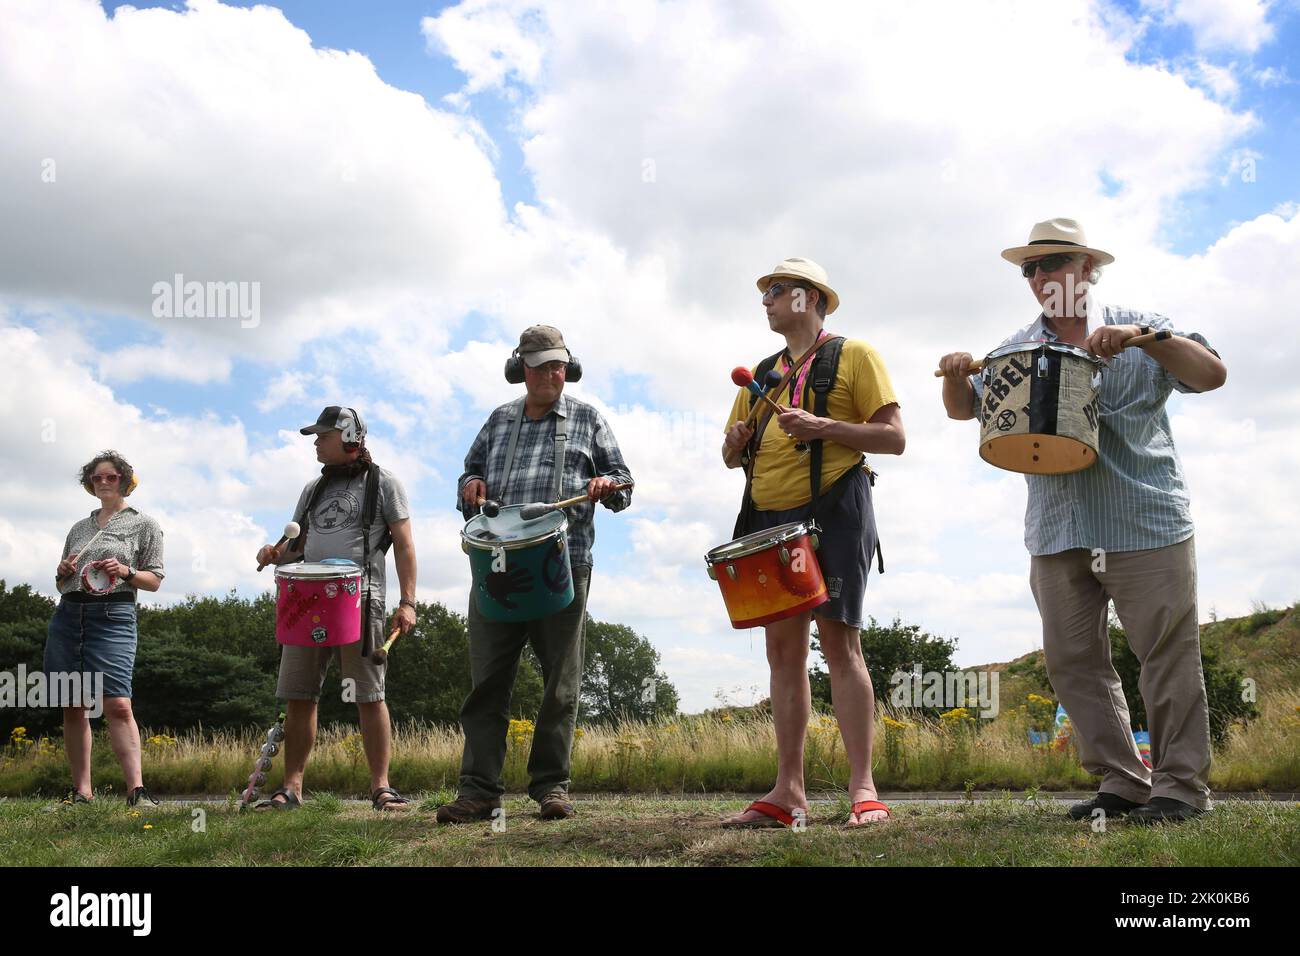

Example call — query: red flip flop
[722,800,801,829]
[849,799,891,822]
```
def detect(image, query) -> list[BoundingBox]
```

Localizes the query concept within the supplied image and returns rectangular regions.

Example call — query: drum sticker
[485,567,534,610]
[281,591,321,629]
[312,491,359,534]
[827,576,843,599]
[344,580,358,595]
[542,544,571,594]
[325,583,339,598]
[982,355,1033,422]
[311,626,328,645]
[996,409,1017,432]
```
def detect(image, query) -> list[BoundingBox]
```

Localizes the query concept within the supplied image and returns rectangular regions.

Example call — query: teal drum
[461,505,574,622]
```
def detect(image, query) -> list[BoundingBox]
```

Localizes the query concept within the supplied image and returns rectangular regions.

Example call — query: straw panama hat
[756,257,840,315]
[1001,218,1115,267]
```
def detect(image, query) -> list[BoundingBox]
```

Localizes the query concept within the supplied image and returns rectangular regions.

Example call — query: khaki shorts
[275,595,387,703]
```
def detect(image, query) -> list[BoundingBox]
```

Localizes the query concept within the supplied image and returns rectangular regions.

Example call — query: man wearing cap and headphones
[439,326,633,823]
[938,218,1227,824]
[722,258,905,828]
[254,406,418,812]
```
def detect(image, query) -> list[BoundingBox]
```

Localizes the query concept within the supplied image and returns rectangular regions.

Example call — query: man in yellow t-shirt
[720,257,905,829]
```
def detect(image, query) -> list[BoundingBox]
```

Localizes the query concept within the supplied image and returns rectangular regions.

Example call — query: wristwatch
[399,598,417,611]
[124,566,137,582]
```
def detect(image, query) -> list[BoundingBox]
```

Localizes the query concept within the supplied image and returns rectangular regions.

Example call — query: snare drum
[80,561,117,595]
[705,521,827,629]
[977,342,1104,475]
[461,505,573,622]
[274,560,363,647]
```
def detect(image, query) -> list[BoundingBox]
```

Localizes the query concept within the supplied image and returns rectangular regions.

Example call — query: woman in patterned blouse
[48,450,165,807]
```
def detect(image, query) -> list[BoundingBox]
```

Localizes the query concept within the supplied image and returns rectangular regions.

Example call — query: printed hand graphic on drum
[485,566,535,610]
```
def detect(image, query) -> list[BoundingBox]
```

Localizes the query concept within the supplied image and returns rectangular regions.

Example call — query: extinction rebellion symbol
[996,409,1017,432]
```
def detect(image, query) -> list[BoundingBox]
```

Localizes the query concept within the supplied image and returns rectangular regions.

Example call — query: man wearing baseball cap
[253,405,419,811]
[439,326,634,823]
[937,218,1227,824]
[722,258,905,828]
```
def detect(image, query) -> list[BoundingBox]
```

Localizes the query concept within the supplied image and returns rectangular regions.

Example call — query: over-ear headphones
[341,406,365,449]
[504,350,583,384]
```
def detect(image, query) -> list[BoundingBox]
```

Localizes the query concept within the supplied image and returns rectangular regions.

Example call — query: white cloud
[1142,0,1275,53]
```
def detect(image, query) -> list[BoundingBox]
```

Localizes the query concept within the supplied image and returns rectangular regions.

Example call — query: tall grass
[4,689,1296,796]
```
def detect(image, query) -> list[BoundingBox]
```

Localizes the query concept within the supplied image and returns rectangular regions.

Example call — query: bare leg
[816,617,886,823]
[102,696,143,792]
[357,699,399,803]
[63,706,93,798]
[724,613,811,823]
[279,698,318,800]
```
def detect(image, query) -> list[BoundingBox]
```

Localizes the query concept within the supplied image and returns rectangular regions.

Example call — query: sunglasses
[1021,253,1078,278]
[91,474,122,484]
[762,281,809,301]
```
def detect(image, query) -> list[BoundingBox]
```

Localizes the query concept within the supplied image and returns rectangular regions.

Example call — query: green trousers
[458,566,591,802]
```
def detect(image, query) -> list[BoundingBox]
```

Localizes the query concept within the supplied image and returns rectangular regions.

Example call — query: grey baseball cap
[518,325,570,366]
[300,406,367,443]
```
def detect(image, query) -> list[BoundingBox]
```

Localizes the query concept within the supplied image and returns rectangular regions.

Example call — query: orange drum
[705,521,828,629]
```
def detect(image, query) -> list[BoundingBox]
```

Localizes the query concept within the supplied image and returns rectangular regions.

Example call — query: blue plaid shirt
[457,393,633,567]
[972,304,1219,556]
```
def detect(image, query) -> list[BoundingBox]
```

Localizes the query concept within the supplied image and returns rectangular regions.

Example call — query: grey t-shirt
[58,506,165,595]
[292,466,409,596]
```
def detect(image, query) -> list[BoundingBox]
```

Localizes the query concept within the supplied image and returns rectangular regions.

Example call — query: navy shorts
[747,466,880,629]
[44,599,138,699]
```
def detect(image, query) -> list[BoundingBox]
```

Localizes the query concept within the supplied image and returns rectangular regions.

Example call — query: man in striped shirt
[938,218,1226,825]
[438,326,633,824]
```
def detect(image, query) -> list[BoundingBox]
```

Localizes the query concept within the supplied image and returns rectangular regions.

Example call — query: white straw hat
[756,257,840,315]
[1001,218,1114,267]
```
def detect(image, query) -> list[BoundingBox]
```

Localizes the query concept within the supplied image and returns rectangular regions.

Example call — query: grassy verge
[1,794,1295,867]
[6,687,1300,797]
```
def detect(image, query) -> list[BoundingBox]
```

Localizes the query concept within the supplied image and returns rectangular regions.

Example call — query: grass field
[2,792,1296,867]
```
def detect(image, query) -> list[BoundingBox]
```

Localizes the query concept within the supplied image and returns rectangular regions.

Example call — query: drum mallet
[475,497,502,518]
[520,482,634,520]
[732,367,786,417]
[932,331,1172,377]
[257,521,301,571]
[370,625,404,666]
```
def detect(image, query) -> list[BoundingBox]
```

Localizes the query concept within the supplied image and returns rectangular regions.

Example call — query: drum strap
[501,397,568,502]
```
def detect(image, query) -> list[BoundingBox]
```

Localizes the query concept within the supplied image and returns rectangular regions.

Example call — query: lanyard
[780,330,829,408]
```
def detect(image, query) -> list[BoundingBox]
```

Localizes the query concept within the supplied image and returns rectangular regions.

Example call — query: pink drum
[274,561,363,647]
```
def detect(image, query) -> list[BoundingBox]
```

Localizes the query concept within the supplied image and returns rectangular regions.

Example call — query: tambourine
[80,561,118,595]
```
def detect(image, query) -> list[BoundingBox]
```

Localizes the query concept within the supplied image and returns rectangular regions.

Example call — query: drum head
[706,521,815,563]
[981,434,1097,474]
[984,340,1102,366]
[274,560,362,580]
[463,504,567,551]
[81,563,116,594]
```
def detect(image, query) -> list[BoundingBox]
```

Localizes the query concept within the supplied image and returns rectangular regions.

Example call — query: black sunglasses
[1021,253,1078,278]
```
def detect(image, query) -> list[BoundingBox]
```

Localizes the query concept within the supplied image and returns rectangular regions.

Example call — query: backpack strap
[807,335,845,509]
[287,475,330,556]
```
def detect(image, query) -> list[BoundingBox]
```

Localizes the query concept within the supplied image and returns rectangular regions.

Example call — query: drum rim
[705,520,817,563]
[984,341,1103,365]
[274,560,363,579]
[462,505,570,552]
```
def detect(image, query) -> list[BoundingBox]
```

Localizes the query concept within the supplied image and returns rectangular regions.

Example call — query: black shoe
[1067,791,1145,820]
[126,786,160,808]
[1129,797,1206,825]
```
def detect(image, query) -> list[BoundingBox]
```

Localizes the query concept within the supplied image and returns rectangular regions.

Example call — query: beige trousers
[1029,536,1211,809]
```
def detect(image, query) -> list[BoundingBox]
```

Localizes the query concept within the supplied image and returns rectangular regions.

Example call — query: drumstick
[370,625,403,665]
[476,497,502,518]
[931,330,1173,377]
[519,482,634,520]
[257,521,302,571]
[731,367,785,417]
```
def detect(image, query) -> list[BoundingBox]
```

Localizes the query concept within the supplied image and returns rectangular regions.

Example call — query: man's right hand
[256,544,283,567]
[461,478,487,509]
[938,352,976,379]
[723,421,754,453]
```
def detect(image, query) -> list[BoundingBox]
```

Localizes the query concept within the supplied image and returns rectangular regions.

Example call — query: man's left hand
[393,603,416,635]
[777,407,829,441]
[587,476,620,501]
[1085,324,1144,360]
